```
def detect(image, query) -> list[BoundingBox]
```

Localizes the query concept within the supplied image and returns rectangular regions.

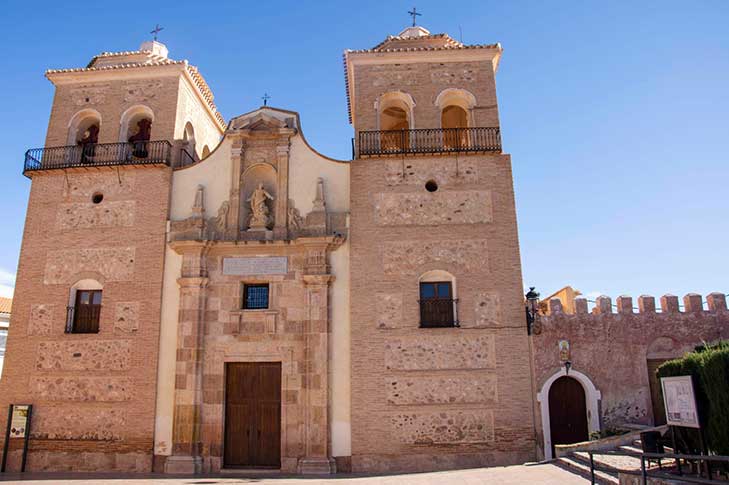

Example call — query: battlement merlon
[544,292,727,316]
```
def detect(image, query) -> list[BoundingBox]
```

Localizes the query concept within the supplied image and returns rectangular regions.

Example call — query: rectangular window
[71,290,102,334]
[419,281,456,328]
[243,284,270,310]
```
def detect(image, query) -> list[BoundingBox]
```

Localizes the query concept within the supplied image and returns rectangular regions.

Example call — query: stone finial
[594,296,612,314]
[549,298,563,314]
[192,184,205,218]
[707,293,727,312]
[312,177,326,212]
[575,298,588,314]
[660,294,680,313]
[638,295,656,313]
[683,293,704,313]
[617,296,633,314]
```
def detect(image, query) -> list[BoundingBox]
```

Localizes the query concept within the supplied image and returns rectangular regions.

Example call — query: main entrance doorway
[224,362,281,468]
[548,376,589,452]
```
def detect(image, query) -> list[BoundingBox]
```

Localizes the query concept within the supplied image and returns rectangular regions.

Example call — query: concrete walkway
[0,463,587,484]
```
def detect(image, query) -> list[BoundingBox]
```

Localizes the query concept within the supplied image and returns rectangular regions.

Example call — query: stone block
[390,410,495,444]
[386,374,497,405]
[36,340,131,371]
[376,292,402,328]
[31,376,133,401]
[548,298,563,314]
[707,292,727,311]
[466,292,501,327]
[385,335,496,370]
[638,295,656,313]
[114,301,140,333]
[64,172,135,198]
[31,407,126,440]
[683,293,704,313]
[28,304,54,335]
[616,296,633,314]
[594,296,612,314]
[383,239,488,275]
[374,190,492,226]
[44,247,135,284]
[574,298,588,314]
[57,201,135,229]
[660,294,680,313]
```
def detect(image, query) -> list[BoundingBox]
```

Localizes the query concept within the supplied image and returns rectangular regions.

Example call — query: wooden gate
[548,376,589,451]
[224,362,281,468]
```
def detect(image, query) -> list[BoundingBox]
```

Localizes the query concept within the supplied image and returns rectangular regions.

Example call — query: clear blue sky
[1,0,727,303]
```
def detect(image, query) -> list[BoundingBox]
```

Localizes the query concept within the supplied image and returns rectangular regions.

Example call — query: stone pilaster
[298,272,335,474]
[274,144,290,240]
[166,247,209,474]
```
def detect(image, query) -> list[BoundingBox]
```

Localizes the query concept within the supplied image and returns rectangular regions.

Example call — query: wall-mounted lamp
[525,286,540,335]
[564,360,572,375]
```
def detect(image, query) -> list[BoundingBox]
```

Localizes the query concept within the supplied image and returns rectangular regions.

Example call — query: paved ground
[0,463,587,484]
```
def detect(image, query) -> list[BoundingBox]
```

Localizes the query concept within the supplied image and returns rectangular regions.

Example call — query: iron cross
[262,93,271,106]
[150,24,164,41]
[408,7,421,27]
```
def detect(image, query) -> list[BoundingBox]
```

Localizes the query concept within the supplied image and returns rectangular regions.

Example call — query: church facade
[0,26,536,474]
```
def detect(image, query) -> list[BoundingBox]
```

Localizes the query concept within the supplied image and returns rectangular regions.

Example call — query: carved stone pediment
[228,110,296,135]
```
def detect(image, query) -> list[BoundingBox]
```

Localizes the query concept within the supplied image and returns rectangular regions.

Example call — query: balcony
[23,140,172,175]
[65,304,101,334]
[419,298,459,328]
[356,127,501,158]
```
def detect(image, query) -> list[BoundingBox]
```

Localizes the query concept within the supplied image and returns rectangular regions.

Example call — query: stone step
[618,445,644,454]
[555,456,619,485]
[572,451,644,473]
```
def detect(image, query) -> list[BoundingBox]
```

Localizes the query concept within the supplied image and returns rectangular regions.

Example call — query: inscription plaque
[223,257,288,275]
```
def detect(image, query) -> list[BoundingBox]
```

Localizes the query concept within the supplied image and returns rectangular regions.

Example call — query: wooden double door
[224,362,281,468]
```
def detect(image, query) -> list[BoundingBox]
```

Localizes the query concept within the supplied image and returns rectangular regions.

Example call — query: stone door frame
[537,368,601,460]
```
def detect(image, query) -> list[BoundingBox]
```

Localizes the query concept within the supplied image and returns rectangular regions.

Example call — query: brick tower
[345,25,536,471]
[0,40,224,472]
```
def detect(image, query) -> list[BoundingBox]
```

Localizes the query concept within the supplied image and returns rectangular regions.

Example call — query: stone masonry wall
[532,292,729,458]
[0,166,170,472]
[349,151,536,473]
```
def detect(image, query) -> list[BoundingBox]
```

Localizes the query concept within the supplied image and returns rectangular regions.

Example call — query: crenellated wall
[532,291,729,459]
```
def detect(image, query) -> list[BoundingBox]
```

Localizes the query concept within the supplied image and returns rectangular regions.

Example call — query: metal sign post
[1,404,33,473]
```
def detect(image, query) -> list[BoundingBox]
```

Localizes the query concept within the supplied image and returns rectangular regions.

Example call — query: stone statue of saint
[247,183,274,229]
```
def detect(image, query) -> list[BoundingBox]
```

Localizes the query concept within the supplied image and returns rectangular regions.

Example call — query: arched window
[201,145,211,159]
[66,279,103,334]
[183,122,197,160]
[435,88,476,149]
[418,270,458,328]
[119,105,154,158]
[377,91,415,151]
[67,109,101,162]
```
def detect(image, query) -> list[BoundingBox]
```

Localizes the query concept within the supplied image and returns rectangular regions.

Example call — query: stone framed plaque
[223,257,288,276]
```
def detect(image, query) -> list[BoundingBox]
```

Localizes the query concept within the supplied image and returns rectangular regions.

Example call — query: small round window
[425,180,439,192]
[92,192,104,204]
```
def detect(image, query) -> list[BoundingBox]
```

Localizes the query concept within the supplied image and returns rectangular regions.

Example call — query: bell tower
[345,24,536,472]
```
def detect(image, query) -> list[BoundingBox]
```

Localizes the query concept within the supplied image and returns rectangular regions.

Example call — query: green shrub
[657,341,729,455]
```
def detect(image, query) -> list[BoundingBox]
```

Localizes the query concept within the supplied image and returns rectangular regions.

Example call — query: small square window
[243,284,269,310]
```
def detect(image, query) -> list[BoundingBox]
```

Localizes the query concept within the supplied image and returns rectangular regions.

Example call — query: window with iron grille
[242,284,269,310]
[67,289,102,333]
[419,281,457,328]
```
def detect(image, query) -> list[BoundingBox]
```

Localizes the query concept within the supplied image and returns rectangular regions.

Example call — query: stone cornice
[168,234,346,255]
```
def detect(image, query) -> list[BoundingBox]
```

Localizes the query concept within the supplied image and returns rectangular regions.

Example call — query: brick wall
[0,166,170,472]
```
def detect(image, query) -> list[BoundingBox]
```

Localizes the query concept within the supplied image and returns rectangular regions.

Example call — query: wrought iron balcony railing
[419,298,459,328]
[65,304,101,334]
[356,127,501,157]
[23,140,172,175]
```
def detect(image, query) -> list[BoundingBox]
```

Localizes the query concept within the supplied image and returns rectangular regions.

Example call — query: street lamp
[525,286,540,335]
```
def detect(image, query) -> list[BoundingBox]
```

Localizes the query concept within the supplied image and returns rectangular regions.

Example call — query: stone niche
[36,340,132,371]
[374,191,492,226]
[385,335,496,371]
[387,374,497,405]
[382,239,488,275]
[390,410,495,444]
[44,247,135,284]
[31,377,133,402]
[240,163,277,231]
[57,201,136,230]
